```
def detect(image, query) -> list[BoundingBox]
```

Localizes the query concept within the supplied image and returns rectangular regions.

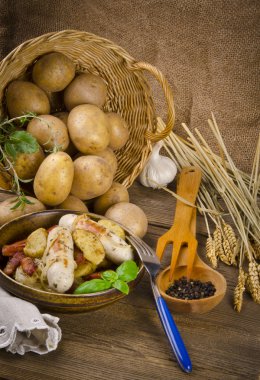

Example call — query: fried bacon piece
[3,251,25,275]
[86,271,103,280]
[74,247,85,265]
[2,239,26,256]
[21,257,37,276]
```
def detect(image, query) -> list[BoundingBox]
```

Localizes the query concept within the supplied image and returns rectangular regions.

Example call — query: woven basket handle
[131,61,175,142]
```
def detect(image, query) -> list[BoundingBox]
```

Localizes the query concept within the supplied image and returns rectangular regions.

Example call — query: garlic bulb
[138,141,177,188]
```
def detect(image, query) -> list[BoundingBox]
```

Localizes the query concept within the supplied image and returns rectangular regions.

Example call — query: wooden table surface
[0,181,259,380]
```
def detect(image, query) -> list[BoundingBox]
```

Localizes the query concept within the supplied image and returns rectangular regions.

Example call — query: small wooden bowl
[0,209,144,312]
[156,259,227,314]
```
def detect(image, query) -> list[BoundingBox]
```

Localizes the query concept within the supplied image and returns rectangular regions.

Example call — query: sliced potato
[97,219,125,240]
[24,228,48,258]
[72,229,105,265]
[74,261,97,278]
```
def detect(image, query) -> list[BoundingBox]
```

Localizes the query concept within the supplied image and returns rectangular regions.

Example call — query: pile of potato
[1,52,148,237]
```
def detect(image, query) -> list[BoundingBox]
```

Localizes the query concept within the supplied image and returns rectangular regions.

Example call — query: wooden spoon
[156,209,227,313]
[156,166,202,281]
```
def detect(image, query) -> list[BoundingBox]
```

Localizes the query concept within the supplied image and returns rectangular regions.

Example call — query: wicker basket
[0,30,174,188]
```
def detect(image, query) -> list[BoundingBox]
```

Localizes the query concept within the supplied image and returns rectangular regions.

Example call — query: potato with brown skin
[0,165,12,190]
[67,104,110,154]
[56,195,88,212]
[27,115,70,151]
[71,155,113,200]
[9,146,45,180]
[105,202,148,238]
[6,80,50,118]
[32,52,75,92]
[74,147,118,176]
[94,148,118,177]
[64,73,107,111]
[93,182,129,215]
[106,112,130,150]
[0,196,46,226]
[33,152,74,206]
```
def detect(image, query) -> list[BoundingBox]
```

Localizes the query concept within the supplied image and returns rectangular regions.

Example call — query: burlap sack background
[0,0,259,173]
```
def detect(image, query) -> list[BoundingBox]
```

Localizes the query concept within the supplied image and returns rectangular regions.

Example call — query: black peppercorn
[166,276,216,300]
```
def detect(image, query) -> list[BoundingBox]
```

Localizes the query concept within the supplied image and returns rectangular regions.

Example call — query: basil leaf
[4,141,17,158]
[101,270,118,283]
[116,260,139,282]
[73,279,111,294]
[5,131,39,158]
[112,280,129,295]
[10,131,39,152]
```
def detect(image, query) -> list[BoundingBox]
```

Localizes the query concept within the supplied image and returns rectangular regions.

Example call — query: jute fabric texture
[0,0,259,173]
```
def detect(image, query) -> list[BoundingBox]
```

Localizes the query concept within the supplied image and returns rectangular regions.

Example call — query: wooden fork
[156,166,202,281]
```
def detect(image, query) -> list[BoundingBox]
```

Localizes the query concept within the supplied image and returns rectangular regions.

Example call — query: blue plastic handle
[155,296,192,373]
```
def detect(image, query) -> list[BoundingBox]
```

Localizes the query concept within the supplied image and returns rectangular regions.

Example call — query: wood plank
[0,181,259,380]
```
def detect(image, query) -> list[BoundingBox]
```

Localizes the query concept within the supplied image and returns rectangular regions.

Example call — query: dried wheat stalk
[157,115,260,311]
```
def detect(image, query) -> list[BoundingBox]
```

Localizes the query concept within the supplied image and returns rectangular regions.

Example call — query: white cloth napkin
[0,287,62,355]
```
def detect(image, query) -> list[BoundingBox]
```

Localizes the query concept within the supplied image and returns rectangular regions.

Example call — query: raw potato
[27,115,70,151]
[67,104,110,154]
[94,148,118,176]
[97,219,126,240]
[71,155,113,200]
[72,229,105,265]
[0,196,46,226]
[57,195,88,212]
[24,228,48,258]
[93,182,129,215]
[105,202,148,238]
[106,112,130,150]
[32,52,75,92]
[0,165,12,190]
[64,73,107,111]
[33,152,74,206]
[9,146,45,180]
[6,80,50,118]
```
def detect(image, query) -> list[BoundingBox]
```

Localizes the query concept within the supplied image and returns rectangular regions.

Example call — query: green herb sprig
[0,113,40,209]
[73,260,139,295]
